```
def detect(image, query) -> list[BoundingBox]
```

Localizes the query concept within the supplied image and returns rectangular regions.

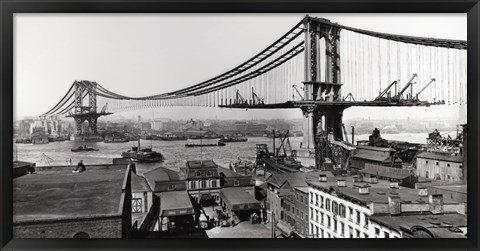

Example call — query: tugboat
[121,139,165,162]
[71,145,99,152]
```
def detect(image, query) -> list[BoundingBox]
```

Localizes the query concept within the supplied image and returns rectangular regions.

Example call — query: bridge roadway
[218,100,444,109]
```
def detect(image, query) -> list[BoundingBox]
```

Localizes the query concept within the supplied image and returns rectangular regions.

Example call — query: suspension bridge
[40,15,467,166]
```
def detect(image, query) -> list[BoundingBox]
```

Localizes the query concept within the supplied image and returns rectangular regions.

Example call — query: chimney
[337,179,346,187]
[319,174,327,182]
[417,187,428,197]
[355,184,370,195]
[429,194,444,215]
[388,196,402,215]
[389,181,399,189]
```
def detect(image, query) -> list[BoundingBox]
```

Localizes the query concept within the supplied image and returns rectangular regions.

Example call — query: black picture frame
[1,0,479,250]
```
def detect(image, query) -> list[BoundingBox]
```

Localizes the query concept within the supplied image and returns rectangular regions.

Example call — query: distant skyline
[14,13,467,122]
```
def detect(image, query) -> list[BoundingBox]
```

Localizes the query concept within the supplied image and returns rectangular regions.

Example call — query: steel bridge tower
[67,81,112,142]
[297,16,346,169]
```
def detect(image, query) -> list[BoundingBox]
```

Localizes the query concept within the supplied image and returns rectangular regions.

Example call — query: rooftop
[143,167,185,190]
[431,184,467,194]
[186,160,217,169]
[131,172,152,193]
[307,176,459,205]
[370,213,467,238]
[416,152,463,163]
[13,161,35,169]
[220,187,260,210]
[268,170,333,189]
[160,190,194,217]
[13,164,128,222]
[353,152,401,163]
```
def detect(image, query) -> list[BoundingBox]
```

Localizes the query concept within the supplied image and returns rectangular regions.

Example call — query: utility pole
[271,211,275,238]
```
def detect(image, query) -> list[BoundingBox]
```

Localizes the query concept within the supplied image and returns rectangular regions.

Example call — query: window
[315,209,319,222]
[332,201,339,215]
[339,204,346,218]
[447,163,450,167]
[315,194,319,206]
[195,171,201,177]
[340,222,344,236]
[363,232,368,238]
[310,223,314,234]
[190,181,196,189]
[320,212,324,225]
[315,226,319,237]
[320,196,324,208]
[349,226,353,238]
[426,160,428,164]
[132,198,142,213]
[206,171,212,177]
[310,192,313,203]
[348,207,353,221]
[436,162,439,166]
[385,232,390,238]
[73,232,90,238]
[320,229,324,238]
[301,212,304,219]
[326,199,331,211]
[327,216,331,228]
[310,208,314,219]
[375,227,380,236]
[234,180,240,186]
[296,194,299,201]
[333,219,337,232]
[356,229,360,238]
[364,213,369,228]
[168,184,175,191]
[201,180,207,188]
[355,210,361,224]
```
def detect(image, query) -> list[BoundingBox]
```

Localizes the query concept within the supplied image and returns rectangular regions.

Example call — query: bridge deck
[218,100,441,109]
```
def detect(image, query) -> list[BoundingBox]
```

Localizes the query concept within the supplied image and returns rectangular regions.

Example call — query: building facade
[416,152,463,182]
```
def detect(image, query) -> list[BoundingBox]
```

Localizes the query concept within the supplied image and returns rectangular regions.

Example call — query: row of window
[188,179,220,189]
[194,170,214,177]
[310,194,368,225]
[296,193,308,205]
[310,223,369,238]
[310,207,369,229]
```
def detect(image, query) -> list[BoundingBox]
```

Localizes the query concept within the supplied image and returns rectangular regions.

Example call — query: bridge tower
[66,81,112,142]
[297,16,346,169]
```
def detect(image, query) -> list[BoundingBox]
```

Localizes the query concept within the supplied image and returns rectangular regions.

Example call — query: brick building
[416,152,463,182]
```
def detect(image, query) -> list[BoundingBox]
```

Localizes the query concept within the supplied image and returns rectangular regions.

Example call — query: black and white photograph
[12,13,468,239]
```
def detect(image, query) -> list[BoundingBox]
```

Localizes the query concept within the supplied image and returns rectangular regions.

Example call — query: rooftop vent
[354,184,370,195]
[418,187,428,197]
[390,181,399,189]
[337,179,346,187]
[319,174,327,182]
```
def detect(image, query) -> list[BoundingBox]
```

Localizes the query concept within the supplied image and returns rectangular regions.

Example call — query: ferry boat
[121,140,165,162]
[185,138,225,148]
[71,145,99,152]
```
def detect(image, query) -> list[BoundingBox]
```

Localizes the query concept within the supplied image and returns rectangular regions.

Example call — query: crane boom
[415,78,436,99]
[375,81,397,101]
[396,74,417,97]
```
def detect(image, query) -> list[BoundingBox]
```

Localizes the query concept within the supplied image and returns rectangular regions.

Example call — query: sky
[14,13,467,122]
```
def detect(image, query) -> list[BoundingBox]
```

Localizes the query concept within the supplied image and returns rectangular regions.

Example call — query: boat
[71,145,99,152]
[185,138,225,148]
[221,136,248,143]
[121,140,165,162]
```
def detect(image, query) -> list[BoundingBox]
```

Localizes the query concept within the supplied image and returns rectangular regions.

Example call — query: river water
[14,132,444,175]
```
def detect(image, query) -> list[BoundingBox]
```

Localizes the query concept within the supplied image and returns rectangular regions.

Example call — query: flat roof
[143,167,185,190]
[356,145,396,152]
[160,190,194,217]
[13,164,127,222]
[353,152,393,162]
[307,176,459,205]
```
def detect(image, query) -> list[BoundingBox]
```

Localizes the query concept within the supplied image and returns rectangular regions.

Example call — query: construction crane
[235,90,246,105]
[292,85,305,100]
[414,78,436,100]
[252,88,263,105]
[394,74,417,101]
[374,80,398,101]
